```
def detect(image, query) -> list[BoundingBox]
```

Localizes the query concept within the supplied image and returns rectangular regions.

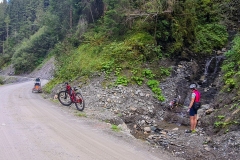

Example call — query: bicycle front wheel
[58,91,72,106]
[74,92,85,111]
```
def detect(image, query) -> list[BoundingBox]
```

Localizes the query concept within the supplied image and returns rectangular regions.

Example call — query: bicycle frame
[65,83,82,103]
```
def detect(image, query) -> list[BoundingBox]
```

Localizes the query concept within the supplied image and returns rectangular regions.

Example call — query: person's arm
[188,93,195,112]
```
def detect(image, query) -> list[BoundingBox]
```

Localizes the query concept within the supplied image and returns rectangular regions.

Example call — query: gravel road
[0,80,177,160]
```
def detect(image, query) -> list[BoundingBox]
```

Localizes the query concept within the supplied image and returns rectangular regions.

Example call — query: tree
[0,0,7,54]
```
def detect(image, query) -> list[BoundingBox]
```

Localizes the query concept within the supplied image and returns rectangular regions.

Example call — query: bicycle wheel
[58,91,72,106]
[74,92,85,111]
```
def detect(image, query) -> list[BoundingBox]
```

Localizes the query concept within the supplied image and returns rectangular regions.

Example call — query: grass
[44,33,168,101]
[111,124,120,132]
[76,112,87,117]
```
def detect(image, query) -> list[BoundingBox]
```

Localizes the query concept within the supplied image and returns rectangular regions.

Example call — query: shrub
[147,80,165,101]
[193,24,228,54]
[115,76,129,86]
[222,35,240,90]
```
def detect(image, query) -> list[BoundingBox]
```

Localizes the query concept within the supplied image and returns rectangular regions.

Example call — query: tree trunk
[70,5,73,30]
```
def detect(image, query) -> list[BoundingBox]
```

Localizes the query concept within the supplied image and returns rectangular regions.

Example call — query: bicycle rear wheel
[58,91,72,106]
[74,92,85,111]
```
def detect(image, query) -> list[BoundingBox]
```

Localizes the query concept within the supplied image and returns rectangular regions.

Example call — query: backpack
[193,90,201,110]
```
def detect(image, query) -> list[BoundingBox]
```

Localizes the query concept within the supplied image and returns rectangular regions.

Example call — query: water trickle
[213,56,224,74]
[204,55,224,76]
[204,57,214,75]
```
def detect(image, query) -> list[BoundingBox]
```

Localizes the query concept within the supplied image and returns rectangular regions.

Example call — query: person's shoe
[191,130,196,133]
[185,130,192,133]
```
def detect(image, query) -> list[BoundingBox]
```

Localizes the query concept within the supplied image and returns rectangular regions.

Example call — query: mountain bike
[58,82,85,111]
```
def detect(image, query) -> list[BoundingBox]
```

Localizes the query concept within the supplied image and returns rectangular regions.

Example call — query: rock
[144,127,151,132]
[201,104,210,110]
[118,123,129,132]
[53,94,58,99]
[130,107,137,112]
[205,137,212,143]
[160,131,167,135]
[205,108,214,115]
[204,145,211,151]
[222,48,227,52]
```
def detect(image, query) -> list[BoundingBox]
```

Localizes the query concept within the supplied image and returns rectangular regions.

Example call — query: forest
[0,0,240,159]
[0,0,240,133]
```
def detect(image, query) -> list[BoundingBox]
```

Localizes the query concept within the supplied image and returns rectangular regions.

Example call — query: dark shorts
[189,107,197,116]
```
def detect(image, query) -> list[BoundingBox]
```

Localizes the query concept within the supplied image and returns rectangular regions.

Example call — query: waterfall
[204,57,214,75]
[204,55,224,76]
[213,56,224,74]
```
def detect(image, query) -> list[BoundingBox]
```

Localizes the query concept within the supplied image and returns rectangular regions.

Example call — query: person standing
[186,84,201,133]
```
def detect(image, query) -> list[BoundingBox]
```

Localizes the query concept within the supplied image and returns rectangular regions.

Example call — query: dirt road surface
[0,80,177,160]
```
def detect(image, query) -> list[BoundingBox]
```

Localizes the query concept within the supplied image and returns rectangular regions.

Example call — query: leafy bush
[222,35,240,91]
[193,24,228,54]
[159,67,171,77]
[131,76,144,85]
[147,80,159,89]
[143,69,155,79]
[147,80,165,101]
[115,76,129,86]
[125,32,157,61]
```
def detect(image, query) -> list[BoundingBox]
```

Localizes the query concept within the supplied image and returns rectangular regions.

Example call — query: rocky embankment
[50,61,238,160]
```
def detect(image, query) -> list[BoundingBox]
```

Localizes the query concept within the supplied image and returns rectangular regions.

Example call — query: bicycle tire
[58,91,72,106]
[74,92,85,111]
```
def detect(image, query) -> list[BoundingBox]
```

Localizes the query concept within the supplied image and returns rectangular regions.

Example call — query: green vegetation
[222,35,240,92]
[147,80,165,101]
[111,124,120,132]
[217,115,225,120]
[214,120,239,128]
[76,112,87,117]
[193,24,228,54]
[0,0,238,103]
[0,76,3,85]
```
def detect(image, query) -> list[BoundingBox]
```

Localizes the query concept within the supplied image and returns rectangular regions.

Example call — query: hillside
[0,0,240,159]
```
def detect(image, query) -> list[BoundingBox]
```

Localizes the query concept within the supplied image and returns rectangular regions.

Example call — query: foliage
[131,76,144,85]
[12,26,57,73]
[101,0,128,36]
[193,24,228,54]
[214,120,239,128]
[76,112,87,117]
[222,35,240,91]
[115,76,129,86]
[111,124,120,132]
[217,115,225,120]
[0,76,4,85]
[163,0,229,56]
[143,69,155,79]
[159,67,171,77]
[125,32,158,61]
[0,0,236,106]
[147,79,165,101]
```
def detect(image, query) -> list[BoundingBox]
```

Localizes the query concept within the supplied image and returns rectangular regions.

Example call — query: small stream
[202,55,224,84]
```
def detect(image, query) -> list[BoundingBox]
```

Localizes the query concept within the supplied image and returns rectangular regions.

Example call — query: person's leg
[193,108,198,130]
[193,115,197,131]
[190,116,194,131]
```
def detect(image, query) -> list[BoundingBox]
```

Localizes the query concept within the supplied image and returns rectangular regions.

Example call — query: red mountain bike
[58,82,85,111]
